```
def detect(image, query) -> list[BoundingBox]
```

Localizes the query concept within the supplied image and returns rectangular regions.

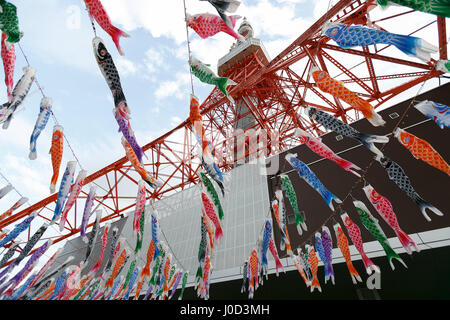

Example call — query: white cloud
[144,47,165,73]
[154,80,183,100]
[2,154,50,201]
[101,0,196,44]
[98,0,313,57]
[313,0,340,20]
[154,72,191,101]
[240,0,311,39]
[143,46,182,74]
[170,116,183,127]
[275,0,306,3]
[0,116,36,152]
[115,56,138,76]
[150,106,160,114]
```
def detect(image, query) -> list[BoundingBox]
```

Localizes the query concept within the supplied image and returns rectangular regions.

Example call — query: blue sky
[0,0,448,266]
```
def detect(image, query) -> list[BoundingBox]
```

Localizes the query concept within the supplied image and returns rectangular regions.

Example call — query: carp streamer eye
[372,190,380,199]
[318,72,325,79]
[330,28,338,36]
[97,42,107,56]
[403,137,410,143]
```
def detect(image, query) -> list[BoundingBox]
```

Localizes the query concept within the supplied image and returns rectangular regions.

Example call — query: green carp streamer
[374,0,450,18]
[200,171,224,220]
[281,175,307,235]
[355,201,407,270]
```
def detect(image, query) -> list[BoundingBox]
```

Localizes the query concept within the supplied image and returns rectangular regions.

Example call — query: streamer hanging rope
[183,0,195,96]
[17,43,85,172]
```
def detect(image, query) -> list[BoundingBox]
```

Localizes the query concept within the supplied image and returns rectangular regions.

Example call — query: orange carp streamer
[395,128,449,175]
[311,67,385,127]
[49,125,64,193]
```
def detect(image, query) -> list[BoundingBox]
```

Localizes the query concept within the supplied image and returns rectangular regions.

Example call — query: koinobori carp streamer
[200,0,241,29]
[306,107,389,157]
[373,0,450,18]
[285,153,342,211]
[295,127,362,177]
[310,67,386,127]
[84,0,130,55]
[354,200,407,270]
[0,0,23,47]
[1,66,35,130]
[29,97,53,160]
[1,31,15,102]
[280,174,306,235]
[49,125,64,194]
[52,161,76,223]
[413,100,450,129]
[186,13,244,42]
[341,212,380,274]
[189,56,237,104]
[333,222,362,284]
[60,170,87,232]
[363,184,419,255]
[394,128,449,175]
[376,155,444,221]
[322,22,437,61]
